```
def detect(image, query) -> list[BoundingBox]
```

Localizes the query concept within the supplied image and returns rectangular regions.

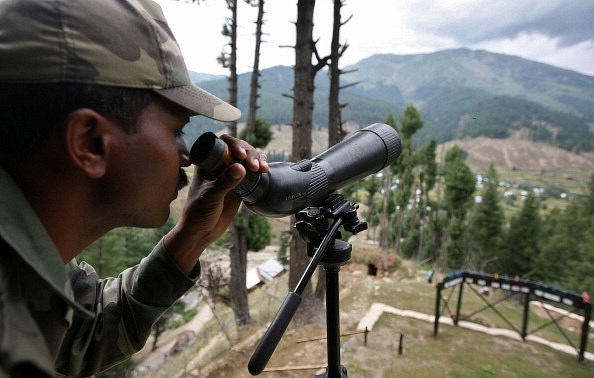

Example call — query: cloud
[406,0,594,48]
[157,0,594,76]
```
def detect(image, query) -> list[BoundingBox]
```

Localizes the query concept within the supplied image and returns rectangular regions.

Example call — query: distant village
[474,173,568,204]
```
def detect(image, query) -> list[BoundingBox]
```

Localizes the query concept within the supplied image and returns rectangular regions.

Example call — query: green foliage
[468,165,505,270]
[461,96,594,152]
[533,207,580,286]
[399,105,424,140]
[338,180,361,201]
[170,307,199,329]
[277,231,290,265]
[533,173,594,294]
[567,224,594,295]
[443,146,476,218]
[266,149,289,163]
[400,228,420,258]
[361,174,382,205]
[78,216,176,278]
[504,193,542,276]
[246,212,271,252]
[239,118,273,148]
[418,138,438,193]
[446,219,468,269]
[441,146,476,269]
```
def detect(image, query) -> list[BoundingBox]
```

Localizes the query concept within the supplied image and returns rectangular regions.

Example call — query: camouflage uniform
[0,0,241,376]
[0,166,199,377]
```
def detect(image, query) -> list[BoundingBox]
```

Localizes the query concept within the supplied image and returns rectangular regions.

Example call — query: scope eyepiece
[190,132,237,175]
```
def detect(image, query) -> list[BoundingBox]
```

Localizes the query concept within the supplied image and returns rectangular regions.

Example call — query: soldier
[0,0,268,376]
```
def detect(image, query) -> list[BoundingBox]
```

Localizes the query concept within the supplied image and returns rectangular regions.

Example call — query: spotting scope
[190,123,401,217]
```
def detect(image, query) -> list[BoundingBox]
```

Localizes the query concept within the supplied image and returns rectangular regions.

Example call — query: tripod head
[294,193,367,258]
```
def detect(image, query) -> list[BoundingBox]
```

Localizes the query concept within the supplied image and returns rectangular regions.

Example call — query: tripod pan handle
[248,291,302,375]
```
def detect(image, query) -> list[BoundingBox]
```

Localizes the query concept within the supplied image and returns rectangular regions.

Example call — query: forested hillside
[176,48,594,296]
[187,48,594,153]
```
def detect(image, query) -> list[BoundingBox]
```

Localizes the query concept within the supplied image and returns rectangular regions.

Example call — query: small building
[246,259,285,291]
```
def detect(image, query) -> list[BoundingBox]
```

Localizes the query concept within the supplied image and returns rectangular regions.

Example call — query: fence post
[521,292,531,340]
[364,327,368,346]
[455,281,464,326]
[579,298,591,362]
[434,283,442,337]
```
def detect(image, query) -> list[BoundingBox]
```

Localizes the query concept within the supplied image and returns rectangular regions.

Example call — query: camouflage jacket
[0,166,199,377]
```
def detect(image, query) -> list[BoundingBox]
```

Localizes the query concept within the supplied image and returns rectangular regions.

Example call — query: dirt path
[134,303,214,372]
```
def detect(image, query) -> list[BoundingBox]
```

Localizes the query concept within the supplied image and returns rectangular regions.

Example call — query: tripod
[248,193,367,378]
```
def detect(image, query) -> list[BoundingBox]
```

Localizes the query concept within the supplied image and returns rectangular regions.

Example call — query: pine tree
[442,145,475,269]
[415,138,438,261]
[468,164,504,271]
[534,206,579,285]
[379,114,397,250]
[392,106,423,253]
[535,173,594,293]
[500,192,541,277]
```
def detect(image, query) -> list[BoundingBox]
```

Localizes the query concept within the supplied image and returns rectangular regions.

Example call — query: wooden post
[364,327,368,346]
[434,283,442,337]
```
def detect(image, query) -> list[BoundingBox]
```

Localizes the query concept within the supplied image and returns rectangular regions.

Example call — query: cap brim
[155,83,241,122]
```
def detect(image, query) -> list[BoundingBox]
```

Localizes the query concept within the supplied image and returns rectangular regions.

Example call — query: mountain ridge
[345,48,594,116]
[188,48,594,153]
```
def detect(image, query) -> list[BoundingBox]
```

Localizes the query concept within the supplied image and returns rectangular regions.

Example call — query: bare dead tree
[327,0,352,147]
[314,0,352,302]
[245,0,265,135]
[219,0,253,327]
[218,0,239,137]
[288,0,331,328]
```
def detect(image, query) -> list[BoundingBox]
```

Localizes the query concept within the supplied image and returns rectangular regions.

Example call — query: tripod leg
[326,265,341,377]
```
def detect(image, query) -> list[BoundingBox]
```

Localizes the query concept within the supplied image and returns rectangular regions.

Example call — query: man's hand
[163,135,268,275]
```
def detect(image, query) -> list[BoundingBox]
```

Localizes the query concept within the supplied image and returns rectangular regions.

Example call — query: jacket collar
[0,166,94,318]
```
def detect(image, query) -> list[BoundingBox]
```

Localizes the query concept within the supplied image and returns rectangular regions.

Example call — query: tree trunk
[245,0,265,135]
[225,0,251,326]
[396,208,404,254]
[229,208,251,325]
[291,0,314,162]
[314,0,347,303]
[226,0,238,137]
[327,0,345,147]
[379,167,390,250]
[289,0,326,328]
[229,0,267,327]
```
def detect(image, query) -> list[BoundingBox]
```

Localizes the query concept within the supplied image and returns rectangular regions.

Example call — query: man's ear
[63,109,111,179]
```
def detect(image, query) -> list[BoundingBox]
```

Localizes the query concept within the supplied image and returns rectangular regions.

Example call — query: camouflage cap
[0,0,240,122]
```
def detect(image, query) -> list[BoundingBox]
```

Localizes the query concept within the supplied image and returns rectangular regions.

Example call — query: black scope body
[190,123,401,217]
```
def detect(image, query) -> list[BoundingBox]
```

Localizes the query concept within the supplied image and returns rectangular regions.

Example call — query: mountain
[188,48,594,152]
[188,71,226,83]
[345,48,594,116]
[343,48,594,152]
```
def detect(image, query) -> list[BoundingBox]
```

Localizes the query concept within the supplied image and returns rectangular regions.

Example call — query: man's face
[100,97,191,228]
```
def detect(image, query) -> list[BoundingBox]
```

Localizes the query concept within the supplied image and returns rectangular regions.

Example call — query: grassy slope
[145,244,594,377]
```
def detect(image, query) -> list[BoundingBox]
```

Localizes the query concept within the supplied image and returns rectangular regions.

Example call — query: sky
[155,0,594,77]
